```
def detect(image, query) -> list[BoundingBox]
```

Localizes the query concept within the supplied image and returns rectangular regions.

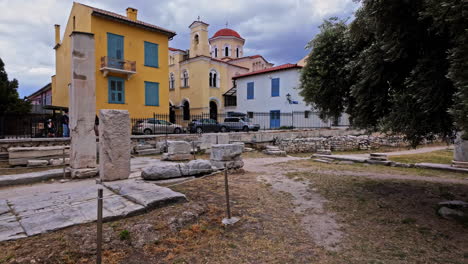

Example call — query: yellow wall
[52,3,92,108]
[209,37,244,60]
[52,3,170,117]
[91,16,170,117]
[169,57,248,116]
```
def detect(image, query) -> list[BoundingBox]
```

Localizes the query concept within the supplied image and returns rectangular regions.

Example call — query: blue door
[270,110,280,128]
[107,33,124,68]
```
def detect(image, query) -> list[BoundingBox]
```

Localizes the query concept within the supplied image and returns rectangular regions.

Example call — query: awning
[223,86,237,97]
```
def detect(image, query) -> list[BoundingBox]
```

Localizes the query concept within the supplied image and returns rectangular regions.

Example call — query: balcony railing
[100,56,136,79]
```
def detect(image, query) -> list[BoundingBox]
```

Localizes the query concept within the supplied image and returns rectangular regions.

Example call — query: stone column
[99,109,131,181]
[69,32,97,178]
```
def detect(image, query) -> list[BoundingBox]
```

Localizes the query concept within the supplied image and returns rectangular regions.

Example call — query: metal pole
[192,141,196,160]
[224,166,231,219]
[62,147,66,178]
[97,188,103,264]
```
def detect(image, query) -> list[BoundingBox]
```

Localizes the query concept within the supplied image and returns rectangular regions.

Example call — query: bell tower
[189,20,210,58]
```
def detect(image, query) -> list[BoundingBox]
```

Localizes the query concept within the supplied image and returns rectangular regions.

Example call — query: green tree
[300,0,465,146]
[299,18,354,121]
[0,58,31,115]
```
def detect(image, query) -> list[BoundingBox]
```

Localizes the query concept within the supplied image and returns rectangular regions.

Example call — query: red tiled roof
[185,55,250,70]
[229,54,269,63]
[232,64,302,79]
[210,28,244,40]
[79,3,176,38]
[169,47,185,52]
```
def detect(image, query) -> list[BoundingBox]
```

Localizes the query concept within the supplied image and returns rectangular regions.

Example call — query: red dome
[211,28,243,39]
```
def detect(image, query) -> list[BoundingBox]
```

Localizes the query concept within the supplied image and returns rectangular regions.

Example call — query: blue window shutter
[107,33,124,59]
[247,82,254,99]
[108,76,125,104]
[144,42,159,67]
[271,78,280,97]
[145,82,159,106]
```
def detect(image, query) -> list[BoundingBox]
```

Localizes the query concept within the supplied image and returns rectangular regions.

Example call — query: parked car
[221,117,260,132]
[133,119,184,134]
[188,119,224,133]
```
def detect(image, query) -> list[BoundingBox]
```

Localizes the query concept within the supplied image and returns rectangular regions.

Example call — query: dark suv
[221,117,260,132]
[188,119,224,133]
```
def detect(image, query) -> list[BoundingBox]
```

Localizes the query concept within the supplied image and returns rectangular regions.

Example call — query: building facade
[52,2,176,117]
[168,21,273,123]
[232,64,331,129]
[26,83,53,114]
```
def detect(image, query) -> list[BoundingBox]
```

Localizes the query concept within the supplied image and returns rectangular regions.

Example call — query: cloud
[0,0,357,97]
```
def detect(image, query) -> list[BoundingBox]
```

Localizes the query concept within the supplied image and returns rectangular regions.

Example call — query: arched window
[182,70,189,87]
[236,48,239,58]
[209,69,219,88]
[183,100,190,120]
[194,34,199,45]
[225,46,229,57]
[169,73,175,90]
[214,47,218,58]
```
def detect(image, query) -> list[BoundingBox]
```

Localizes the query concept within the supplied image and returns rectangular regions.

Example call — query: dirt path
[244,156,344,251]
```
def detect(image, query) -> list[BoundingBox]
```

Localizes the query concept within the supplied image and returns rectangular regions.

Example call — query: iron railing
[100,56,136,72]
[0,112,350,138]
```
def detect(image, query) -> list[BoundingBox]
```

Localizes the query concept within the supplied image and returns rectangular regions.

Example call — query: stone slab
[70,168,98,179]
[210,143,244,161]
[0,211,26,241]
[134,144,154,151]
[312,154,367,163]
[103,178,186,208]
[27,159,49,167]
[99,109,131,182]
[136,149,160,155]
[167,141,191,155]
[0,169,69,187]
[161,153,192,161]
[7,185,142,237]
[415,163,468,173]
[141,163,183,180]
[9,146,69,166]
[211,160,244,170]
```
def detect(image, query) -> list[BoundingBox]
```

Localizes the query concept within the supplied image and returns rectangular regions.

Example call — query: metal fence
[131,111,350,135]
[0,113,65,139]
[0,111,350,138]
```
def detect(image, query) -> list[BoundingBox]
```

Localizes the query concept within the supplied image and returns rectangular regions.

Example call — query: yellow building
[168,21,273,122]
[52,2,176,117]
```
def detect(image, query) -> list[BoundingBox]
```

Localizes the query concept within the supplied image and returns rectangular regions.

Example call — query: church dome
[211,28,243,39]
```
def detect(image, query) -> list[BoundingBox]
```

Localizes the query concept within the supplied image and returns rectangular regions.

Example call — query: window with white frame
[209,69,219,88]
[169,73,175,90]
[181,70,189,87]
[223,44,230,57]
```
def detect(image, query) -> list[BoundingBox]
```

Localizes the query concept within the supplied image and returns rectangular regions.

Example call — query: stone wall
[0,128,365,159]
[277,135,432,153]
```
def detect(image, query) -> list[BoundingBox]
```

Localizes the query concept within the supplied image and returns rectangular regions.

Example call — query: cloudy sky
[0,0,357,98]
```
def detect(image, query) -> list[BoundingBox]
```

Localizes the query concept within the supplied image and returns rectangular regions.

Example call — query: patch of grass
[118,229,130,240]
[284,159,468,180]
[390,149,453,165]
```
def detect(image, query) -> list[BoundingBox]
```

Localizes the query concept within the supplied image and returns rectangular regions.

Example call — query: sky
[0,0,358,98]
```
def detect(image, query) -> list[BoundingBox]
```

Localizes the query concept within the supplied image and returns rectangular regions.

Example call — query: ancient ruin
[69,32,97,178]
[99,109,131,181]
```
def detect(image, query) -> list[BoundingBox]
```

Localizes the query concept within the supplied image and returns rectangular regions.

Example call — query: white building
[228,63,331,129]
